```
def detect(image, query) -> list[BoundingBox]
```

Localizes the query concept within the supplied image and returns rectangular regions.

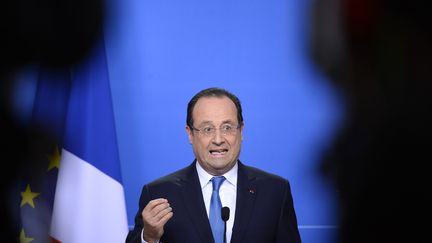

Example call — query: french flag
[49,40,128,242]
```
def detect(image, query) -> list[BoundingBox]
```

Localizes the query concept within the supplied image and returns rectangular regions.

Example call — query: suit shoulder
[146,165,192,187]
[242,163,289,184]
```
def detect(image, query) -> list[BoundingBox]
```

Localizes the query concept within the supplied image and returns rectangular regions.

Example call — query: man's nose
[211,129,225,145]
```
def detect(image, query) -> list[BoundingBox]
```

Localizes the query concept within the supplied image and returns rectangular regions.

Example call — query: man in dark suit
[126,88,301,243]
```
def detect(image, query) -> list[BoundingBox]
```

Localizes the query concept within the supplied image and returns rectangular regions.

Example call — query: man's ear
[186,126,193,144]
[240,122,244,140]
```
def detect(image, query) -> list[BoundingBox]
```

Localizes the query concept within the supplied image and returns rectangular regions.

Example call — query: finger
[146,202,170,219]
[146,198,168,209]
[158,211,173,226]
[142,199,168,223]
[143,206,168,227]
[153,205,173,222]
[151,201,170,214]
[143,198,168,213]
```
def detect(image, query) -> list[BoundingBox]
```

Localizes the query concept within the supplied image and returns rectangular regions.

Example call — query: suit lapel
[231,162,257,243]
[179,161,214,243]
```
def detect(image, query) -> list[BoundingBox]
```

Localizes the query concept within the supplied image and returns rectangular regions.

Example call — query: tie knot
[211,176,225,192]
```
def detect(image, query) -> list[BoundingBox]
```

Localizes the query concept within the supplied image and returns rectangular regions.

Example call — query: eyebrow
[196,120,236,127]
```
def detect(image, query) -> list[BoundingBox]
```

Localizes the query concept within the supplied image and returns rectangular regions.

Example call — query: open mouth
[209,149,228,156]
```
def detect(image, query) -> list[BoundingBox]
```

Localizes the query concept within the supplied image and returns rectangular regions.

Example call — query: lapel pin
[248,189,255,194]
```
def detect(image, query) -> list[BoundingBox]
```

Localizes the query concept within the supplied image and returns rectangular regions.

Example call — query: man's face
[186,96,243,176]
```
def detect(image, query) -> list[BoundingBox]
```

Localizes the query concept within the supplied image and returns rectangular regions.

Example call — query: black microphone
[221,207,230,243]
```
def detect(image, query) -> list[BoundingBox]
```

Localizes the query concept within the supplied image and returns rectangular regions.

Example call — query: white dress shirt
[141,162,238,243]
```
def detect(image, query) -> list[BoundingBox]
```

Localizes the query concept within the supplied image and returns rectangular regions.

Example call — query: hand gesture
[142,198,173,243]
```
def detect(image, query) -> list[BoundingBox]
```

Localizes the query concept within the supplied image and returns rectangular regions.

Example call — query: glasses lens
[194,124,239,136]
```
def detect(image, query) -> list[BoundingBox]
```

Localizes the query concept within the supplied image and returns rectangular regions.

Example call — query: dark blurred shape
[1,0,103,69]
[0,0,104,242]
[311,0,431,242]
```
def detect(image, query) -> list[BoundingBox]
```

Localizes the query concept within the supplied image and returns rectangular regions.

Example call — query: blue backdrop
[102,0,343,242]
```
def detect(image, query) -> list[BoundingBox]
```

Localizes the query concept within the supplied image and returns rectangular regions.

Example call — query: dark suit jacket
[126,161,301,243]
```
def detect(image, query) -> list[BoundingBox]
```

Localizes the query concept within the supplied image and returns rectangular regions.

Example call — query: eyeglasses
[190,123,241,137]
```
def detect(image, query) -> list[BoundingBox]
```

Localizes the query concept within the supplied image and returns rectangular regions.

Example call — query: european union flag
[19,68,70,243]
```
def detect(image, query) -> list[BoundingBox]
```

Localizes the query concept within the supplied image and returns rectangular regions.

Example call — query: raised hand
[142,198,173,243]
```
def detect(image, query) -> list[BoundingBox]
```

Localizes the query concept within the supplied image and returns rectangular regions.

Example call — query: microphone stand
[221,207,230,243]
[223,220,227,243]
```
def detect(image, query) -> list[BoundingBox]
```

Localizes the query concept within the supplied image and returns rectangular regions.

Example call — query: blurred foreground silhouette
[1,0,104,242]
[311,0,430,242]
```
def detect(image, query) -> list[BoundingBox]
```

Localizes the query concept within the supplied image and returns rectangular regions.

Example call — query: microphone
[221,207,230,243]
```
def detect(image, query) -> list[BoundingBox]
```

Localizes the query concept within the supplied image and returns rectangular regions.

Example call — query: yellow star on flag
[20,184,40,208]
[47,147,61,171]
[19,229,34,243]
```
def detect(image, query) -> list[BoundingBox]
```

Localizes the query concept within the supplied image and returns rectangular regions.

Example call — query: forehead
[192,96,238,124]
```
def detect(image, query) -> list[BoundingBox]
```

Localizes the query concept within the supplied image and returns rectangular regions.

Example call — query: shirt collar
[196,160,238,189]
